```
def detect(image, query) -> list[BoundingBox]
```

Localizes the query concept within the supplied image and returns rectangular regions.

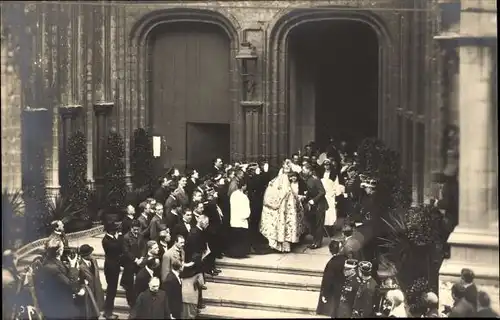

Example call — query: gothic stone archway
[129,9,241,170]
[266,8,395,164]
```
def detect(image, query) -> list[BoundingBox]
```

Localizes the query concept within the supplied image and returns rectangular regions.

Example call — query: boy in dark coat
[316,238,347,317]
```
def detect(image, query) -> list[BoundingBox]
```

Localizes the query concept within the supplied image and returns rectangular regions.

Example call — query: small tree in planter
[65,131,92,230]
[2,189,26,250]
[102,130,127,222]
[131,128,154,191]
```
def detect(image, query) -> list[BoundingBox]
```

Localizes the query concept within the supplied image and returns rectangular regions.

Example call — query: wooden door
[149,22,232,169]
[186,123,230,175]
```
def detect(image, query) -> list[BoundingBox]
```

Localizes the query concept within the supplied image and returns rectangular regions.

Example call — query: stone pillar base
[45,185,61,204]
[439,226,499,285]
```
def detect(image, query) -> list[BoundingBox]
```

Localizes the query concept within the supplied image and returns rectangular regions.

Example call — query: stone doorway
[287,19,380,153]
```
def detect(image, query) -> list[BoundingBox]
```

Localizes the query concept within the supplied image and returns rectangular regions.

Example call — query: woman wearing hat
[76,244,105,320]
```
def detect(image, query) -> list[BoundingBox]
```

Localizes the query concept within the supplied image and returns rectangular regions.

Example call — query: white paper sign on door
[153,136,161,158]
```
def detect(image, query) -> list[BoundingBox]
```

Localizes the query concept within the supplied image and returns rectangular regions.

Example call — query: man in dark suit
[316,239,347,317]
[185,215,217,276]
[76,244,105,320]
[101,222,123,319]
[163,260,183,319]
[157,226,170,258]
[173,209,194,240]
[121,220,144,308]
[129,277,170,319]
[476,291,499,318]
[135,258,160,298]
[211,158,224,179]
[165,201,183,232]
[185,169,200,200]
[302,162,329,249]
[121,205,136,235]
[203,191,224,260]
[36,238,82,319]
[461,268,478,309]
[153,177,171,205]
[148,203,165,242]
[172,176,190,208]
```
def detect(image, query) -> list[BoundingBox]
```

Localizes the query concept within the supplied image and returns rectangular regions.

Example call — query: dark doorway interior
[289,20,379,151]
[186,123,230,175]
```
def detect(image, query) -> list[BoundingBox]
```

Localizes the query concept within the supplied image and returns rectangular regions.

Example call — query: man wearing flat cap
[77,244,105,320]
[352,261,377,318]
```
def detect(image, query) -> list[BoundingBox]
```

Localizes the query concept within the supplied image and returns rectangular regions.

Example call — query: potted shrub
[2,189,26,250]
[44,193,86,233]
[102,130,127,222]
[65,131,92,230]
[131,128,154,191]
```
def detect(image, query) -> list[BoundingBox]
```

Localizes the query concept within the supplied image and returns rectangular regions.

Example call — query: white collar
[145,266,154,278]
[106,233,117,239]
[160,241,168,248]
[185,221,191,226]
[141,212,148,219]
[127,214,134,219]
[155,213,162,219]
[53,230,62,235]
[463,282,473,288]
[171,210,178,216]
[197,225,203,231]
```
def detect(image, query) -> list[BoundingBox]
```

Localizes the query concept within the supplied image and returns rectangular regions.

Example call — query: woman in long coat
[77,245,105,319]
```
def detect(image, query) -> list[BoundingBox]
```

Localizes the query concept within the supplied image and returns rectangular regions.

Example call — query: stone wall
[1,1,442,201]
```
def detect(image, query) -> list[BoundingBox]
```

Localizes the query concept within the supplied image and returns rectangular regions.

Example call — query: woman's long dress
[322,172,339,226]
[259,173,305,252]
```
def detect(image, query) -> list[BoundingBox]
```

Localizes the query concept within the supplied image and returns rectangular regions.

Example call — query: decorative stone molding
[265,7,394,165]
[14,224,104,267]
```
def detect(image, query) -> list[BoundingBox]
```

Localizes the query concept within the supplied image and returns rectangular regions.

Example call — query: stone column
[93,102,114,189]
[440,44,499,284]
[59,105,82,190]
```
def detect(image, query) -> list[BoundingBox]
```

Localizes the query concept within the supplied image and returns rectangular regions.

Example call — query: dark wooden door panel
[186,123,230,174]
[150,22,231,168]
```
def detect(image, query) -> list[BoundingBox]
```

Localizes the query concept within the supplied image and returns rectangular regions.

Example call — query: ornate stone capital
[59,105,82,120]
[93,102,114,116]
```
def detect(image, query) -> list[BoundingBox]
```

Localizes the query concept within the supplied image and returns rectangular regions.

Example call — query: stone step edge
[18,253,324,277]
[208,274,321,291]
[112,289,317,315]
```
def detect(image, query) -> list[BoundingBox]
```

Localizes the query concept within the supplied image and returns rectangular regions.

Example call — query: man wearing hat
[77,244,105,320]
[336,259,361,318]
[121,220,144,308]
[352,261,377,318]
[316,237,347,317]
[102,222,123,319]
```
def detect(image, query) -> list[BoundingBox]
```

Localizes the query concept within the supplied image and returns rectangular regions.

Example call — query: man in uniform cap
[352,261,377,318]
[77,244,105,319]
[336,259,361,318]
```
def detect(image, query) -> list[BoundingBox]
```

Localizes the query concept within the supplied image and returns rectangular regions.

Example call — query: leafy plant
[131,128,154,189]
[44,193,83,227]
[66,131,90,221]
[2,189,26,250]
[103,130,127,209]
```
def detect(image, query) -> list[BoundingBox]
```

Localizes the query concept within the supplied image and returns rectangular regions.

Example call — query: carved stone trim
[59,104,82,119]
[93,101,114,116]
[240,100,264,108]
[266,7,394,165]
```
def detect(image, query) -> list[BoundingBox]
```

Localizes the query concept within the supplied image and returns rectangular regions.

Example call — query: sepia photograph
[1,0,498,319]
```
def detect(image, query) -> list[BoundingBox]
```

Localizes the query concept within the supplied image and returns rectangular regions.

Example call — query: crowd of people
[316,229,499,318]
[2,139,499,319]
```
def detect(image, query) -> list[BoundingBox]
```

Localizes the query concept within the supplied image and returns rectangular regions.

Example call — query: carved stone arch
[127,8,241,134]
[265,7,396,164]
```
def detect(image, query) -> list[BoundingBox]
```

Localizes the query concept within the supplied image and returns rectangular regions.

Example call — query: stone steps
[18,234,331,319]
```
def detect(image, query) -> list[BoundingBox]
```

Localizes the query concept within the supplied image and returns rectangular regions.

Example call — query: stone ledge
[448,226,499,247]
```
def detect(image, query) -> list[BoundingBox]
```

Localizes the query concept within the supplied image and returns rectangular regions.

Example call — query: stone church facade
[1,1,497,284]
